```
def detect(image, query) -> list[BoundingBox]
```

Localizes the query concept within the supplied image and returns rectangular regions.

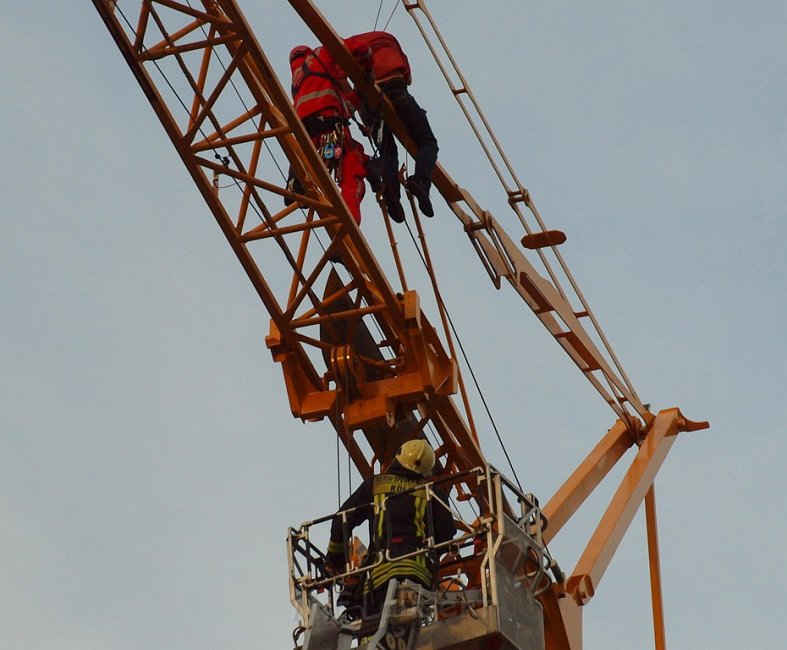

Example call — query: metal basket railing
[286,466,554,629]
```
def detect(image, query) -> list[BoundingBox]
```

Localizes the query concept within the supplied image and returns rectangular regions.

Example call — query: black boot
[383,187,406,223]
[365,155,383,194]
[406,175,434,217]
[284,170,304,206]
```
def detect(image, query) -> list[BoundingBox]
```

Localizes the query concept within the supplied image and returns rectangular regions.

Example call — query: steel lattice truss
[94,0,487,482]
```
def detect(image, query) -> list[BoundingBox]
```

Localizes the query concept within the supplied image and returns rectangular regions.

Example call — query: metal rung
[555,331,602,371]
[465,220,485,232]
[518,272,553,314]
[507,189,531,204]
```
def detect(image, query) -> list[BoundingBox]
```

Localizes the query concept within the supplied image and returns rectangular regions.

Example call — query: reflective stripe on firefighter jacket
[327,466,457,592]
[290,47,349,120]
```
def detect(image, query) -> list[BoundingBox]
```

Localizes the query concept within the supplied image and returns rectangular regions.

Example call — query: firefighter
[345,31,439,221]
[288,44,370,225]
[325,439,456,615]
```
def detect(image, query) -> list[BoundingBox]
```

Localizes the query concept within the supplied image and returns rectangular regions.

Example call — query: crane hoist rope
[397,203,525,491]
[373,0,400,33]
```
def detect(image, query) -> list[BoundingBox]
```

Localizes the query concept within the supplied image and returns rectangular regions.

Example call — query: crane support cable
[403,200,524,492]
[402,0,649,426]
[379,198,411,292]
[378,191,524,491]
[406,199,480,446]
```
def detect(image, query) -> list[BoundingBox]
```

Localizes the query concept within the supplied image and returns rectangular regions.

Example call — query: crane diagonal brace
[555,408,708,606]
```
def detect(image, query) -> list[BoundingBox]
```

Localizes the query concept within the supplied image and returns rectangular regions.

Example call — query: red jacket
[347,31,411,85]
[290,46,347,120]
[290,42,372,120]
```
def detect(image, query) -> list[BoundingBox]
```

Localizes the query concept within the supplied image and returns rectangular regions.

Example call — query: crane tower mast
[91,1,707,648]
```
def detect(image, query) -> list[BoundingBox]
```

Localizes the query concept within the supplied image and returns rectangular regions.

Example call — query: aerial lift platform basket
[288,467,557,650]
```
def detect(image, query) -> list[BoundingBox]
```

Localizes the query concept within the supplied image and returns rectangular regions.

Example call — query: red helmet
[289,45,312,66]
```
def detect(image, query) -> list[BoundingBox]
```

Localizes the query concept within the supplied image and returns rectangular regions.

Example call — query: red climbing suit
[289,45,370,224]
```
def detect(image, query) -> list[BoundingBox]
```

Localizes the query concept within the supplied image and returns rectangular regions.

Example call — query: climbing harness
[319,125,344,182]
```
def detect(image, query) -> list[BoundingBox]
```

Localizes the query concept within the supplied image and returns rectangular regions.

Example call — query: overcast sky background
[2,1,785,649]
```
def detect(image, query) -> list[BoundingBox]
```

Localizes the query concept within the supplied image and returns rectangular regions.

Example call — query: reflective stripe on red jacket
[291,47,349,120]
[290,39,372,120]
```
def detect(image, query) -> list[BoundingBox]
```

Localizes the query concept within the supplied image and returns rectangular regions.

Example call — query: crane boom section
[92,0,488,485]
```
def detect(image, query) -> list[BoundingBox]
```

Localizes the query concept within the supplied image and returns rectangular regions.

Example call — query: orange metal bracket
[563,408,707,605]
[542,419,635,545]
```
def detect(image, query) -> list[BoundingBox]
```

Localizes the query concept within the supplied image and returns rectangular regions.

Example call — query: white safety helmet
[395,439,435,476]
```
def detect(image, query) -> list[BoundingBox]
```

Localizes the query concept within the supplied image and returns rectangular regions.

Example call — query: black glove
[325,551,344,576]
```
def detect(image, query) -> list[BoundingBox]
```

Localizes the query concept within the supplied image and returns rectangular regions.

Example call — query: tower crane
[91,1,708,648]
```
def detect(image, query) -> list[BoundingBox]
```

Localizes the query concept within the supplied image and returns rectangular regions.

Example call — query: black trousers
[378,78,439,186]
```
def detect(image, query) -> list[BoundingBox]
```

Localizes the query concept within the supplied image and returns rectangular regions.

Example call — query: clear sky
[2,1,785,649]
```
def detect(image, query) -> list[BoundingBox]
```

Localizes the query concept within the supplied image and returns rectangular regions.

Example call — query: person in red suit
[288,44,371,225]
